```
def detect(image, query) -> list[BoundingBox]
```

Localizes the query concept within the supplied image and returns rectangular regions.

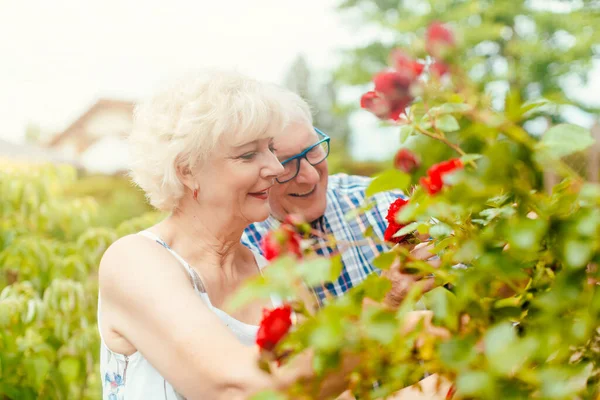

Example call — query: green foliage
[0,163,161,399]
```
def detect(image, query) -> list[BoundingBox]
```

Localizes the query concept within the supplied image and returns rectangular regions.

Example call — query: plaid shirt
[242,173,405,303]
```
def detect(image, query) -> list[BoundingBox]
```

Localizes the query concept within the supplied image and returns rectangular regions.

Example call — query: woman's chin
[246,207,271,223]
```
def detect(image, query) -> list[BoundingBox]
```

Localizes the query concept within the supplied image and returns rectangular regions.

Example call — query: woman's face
[193,137,284,225]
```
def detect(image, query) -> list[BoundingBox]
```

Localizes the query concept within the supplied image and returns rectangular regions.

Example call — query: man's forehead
[276,126,318,158]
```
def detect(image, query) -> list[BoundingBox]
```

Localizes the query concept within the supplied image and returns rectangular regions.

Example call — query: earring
[193,188,198,200]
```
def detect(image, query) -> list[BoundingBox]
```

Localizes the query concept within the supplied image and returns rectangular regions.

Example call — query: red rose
[394,148,420,173]
[260,228,302,261]
[426,22,455,59]
[430,61,450,78]
[391,50,425,80]
[384,198,410,243]
[256,305,293,351]
[420,158,463,195]
[360,90,409,121]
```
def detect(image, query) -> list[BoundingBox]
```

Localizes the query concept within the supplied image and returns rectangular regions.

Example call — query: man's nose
[295,158,320,184]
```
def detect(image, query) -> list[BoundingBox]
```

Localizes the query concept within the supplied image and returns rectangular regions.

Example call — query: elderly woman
[98,69,313,399]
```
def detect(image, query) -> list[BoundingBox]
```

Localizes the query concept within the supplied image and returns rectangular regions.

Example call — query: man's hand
[381,242,441,308]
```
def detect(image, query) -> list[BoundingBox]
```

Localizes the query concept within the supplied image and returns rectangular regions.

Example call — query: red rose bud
[283,213,311,235]
[420,158,463,195]
[430,61,450,77]
[391,50,425,80]
[373,71,413,103]
[426,22,455,59]
[256,305,293,351]
[260,231,281,261]
[394,148,420,173]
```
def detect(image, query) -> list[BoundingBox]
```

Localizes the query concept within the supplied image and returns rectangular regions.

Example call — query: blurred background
[0,0,599,398]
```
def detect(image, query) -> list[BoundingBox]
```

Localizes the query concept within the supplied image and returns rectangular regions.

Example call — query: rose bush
[235,22,600,400]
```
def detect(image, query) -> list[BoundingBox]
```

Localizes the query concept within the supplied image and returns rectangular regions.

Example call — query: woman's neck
[156,203,249,279]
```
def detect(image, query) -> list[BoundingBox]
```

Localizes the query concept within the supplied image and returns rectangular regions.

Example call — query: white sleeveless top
[98,230,279,400]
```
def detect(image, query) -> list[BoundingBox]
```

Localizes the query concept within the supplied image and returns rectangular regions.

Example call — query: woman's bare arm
[99,234,298,399]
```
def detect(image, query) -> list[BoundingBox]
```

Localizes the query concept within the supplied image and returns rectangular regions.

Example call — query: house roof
[48,98,135,147]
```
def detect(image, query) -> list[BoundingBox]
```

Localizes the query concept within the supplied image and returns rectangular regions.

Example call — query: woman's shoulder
[98,233,188,298]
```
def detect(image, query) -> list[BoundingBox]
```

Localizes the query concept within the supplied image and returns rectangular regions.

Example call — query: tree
[336,0,599,116]
[283,55,352,154]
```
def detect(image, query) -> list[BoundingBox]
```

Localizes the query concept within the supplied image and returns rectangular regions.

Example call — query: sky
[1,0,599,161]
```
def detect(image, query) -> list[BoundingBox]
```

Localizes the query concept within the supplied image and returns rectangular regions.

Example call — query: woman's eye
[240,152,257,160]
[269,145,277,154]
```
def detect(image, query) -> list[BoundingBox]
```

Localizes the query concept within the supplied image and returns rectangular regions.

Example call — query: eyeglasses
[276,127,330,184]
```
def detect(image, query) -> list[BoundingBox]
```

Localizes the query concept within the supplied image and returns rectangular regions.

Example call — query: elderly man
[242,90,435,307]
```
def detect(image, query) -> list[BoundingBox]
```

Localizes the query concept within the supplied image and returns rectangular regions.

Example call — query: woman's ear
[176,162,196,192]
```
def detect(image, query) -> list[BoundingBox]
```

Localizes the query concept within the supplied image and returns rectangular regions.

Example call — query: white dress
[98,230,277,400]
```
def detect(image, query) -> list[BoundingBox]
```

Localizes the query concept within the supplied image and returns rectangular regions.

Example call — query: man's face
[269,123,329,223]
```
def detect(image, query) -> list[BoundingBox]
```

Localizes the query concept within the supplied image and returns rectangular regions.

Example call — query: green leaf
[456,371,495,397]
[365,169,411,198]
[422,287,458,330]
[297,258,331,286]
[484,322,536,376]
[460,153,482,164]
[436,115,460,132]
[536,124,594,158]
[24,356,51,388]
[360,274,393,302]
[309,322,344,352]
[429,223,452,238]
[328,255,344,281]
[362,306,397,344]
[520,99,550,116]
[563,239,594,269]
[395,221,420,237]
[539,364,593,399]
[373,252,396,271]
[399,125,414,143]
[507,219,548,251]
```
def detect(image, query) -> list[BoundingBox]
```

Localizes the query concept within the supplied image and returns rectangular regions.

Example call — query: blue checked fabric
[242,173,405,303]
